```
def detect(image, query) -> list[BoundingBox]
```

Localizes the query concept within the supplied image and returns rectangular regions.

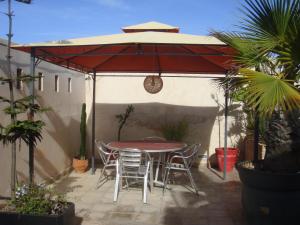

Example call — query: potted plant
[213,0,300,224]
[0,184,75,225]
[72,103,88,173]
[211,94,239,172]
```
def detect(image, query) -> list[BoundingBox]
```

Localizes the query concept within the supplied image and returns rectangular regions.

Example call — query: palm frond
[240,0,300,78]
[211,31,274,69]
[238,68,300,116]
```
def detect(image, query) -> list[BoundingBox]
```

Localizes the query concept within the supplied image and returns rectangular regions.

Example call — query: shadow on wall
[14,109,81,184]
[15,95,81,184]
[43,110,80,159]
[86,102,219,158]
[16,149,60,184]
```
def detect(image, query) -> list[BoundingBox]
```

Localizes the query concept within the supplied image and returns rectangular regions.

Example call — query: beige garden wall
[85,75,243,164]
[0,42,85,197]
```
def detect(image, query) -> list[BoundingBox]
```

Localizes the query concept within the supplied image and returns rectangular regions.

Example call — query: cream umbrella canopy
[13,22,235,177]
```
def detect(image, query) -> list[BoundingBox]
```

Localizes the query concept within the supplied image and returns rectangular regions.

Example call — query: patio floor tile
[54,166,246,225]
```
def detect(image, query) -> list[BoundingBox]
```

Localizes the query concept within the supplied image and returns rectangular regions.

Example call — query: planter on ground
[215,147,238,172]
[72,158,88,173]
[0,202,75,225]
[236,161,300,225]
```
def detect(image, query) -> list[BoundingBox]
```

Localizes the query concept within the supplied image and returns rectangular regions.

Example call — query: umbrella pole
[91,71,96,174]
[223,73,229,180]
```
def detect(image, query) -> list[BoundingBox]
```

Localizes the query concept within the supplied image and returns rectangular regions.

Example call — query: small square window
[55,75,59,92]
[16,68,23,90]
[68,78,72,93]
[38,72,43,91]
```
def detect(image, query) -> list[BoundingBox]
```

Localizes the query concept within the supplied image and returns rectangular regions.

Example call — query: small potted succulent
[72,103,88,173]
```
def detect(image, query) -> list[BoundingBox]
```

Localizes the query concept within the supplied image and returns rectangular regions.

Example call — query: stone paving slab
[54,166,246,225]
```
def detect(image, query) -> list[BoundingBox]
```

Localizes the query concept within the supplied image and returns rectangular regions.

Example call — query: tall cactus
[79,103,86,159]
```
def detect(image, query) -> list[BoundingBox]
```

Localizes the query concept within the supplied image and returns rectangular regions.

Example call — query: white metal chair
[163,144,201,195]
[95,140,118,188]
[113,148,152,204]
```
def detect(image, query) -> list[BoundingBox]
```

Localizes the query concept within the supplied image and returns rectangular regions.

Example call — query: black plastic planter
[0,202,75,225]
[236,162,300,225]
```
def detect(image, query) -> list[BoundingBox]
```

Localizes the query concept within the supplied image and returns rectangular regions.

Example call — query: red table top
[107,140,186,153]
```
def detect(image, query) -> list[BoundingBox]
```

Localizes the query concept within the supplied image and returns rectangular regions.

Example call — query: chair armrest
[111,150,119,159]
[169,155,185,164]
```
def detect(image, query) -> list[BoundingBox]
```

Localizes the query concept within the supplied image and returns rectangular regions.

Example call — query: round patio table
[107,140,187,186]
[107,140,186,152]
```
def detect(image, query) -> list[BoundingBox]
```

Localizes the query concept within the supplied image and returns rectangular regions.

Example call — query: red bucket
[215,147,238,172]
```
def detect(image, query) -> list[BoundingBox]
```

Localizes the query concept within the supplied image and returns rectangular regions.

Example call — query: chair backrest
[118,148,149,175]
[182,144,201,168]
[95,140,112,164]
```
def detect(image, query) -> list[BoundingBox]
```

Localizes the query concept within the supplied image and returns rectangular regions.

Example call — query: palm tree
[212,0,300,171]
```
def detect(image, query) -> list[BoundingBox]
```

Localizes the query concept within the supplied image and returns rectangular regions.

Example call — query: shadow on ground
[161,167,246,225]
[54,165,246,225]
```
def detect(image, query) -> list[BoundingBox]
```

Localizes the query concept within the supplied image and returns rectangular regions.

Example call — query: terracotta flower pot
[72,158,88,173]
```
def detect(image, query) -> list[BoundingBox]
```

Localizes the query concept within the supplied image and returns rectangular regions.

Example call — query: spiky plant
[212,0,300,171]
[79,103,86,160]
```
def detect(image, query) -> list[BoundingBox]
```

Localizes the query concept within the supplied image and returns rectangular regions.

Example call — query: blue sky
[0,0,243,44]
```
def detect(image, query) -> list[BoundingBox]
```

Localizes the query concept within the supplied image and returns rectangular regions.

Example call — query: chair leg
[154,153,162,182]
[143,175,148,204]
[113,174,120,202]
[186,169,198,195]
[149,160,154,192]
[96,166,107,186]
[163,168,170,195]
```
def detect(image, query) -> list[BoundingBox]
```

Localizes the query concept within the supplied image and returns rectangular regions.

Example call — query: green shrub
[9,184,67,215]
[160,120,189,141]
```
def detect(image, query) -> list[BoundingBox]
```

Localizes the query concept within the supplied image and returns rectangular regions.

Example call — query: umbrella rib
[37,48,91,73]
[180,45,228,71]
[154,45,161,73]
[92,45,132,71]
[55,45,107,64]
[39,56,88,73]
[201,45,228,54]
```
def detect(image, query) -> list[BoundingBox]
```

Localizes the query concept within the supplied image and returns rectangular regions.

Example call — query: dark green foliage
[263,111,300,172]
[10,184,67,215]
[1,95,50,116]
[288,110,300,152]
[160,120,189,141]
[79,103,86,159]
[115,105,134,141]
[0,120,44,147]
[264,112,292,157]
[1,74,47,186]
[0,93,46,148]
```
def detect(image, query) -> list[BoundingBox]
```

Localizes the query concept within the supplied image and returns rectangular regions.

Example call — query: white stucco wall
[0,43,85,197]
[85,75,242,163]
